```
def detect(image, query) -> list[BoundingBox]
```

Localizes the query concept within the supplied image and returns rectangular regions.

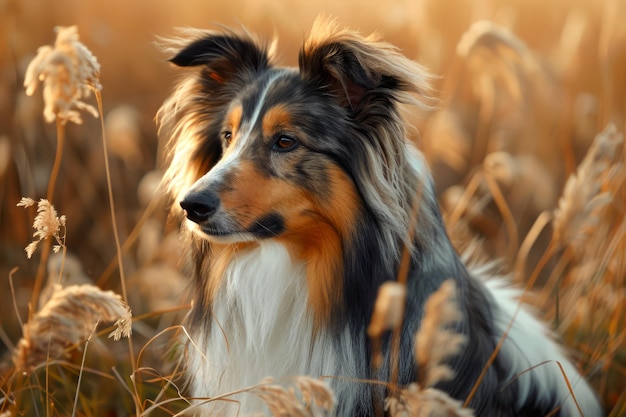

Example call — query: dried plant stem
[472,82,495,169]
[72,323,97,417]
[27,374,40,417]
[464,238,558,407]
[538,247,572,311]
[448,169,482,228]
[393,187,424,337]
[482,170,519,259]
[596,219,626,280]
[94,90,138,405]
[501,359,584,417]
[47,120,65,208]
[94,91,127,303]
[129,304,191,326]
[388,255,407,389]
[111,366,140,408]
[554,361,585,417]
[29,120,66,318]
[136,328,186,417]
[96,192,162,287]
[9,267,23,327]
[54,245,68,285]
[514,211,552,283]
[0,324,14,351]
[141,360,188,417]
[377,182,425,417]
[396,183,425,285]
[45,334,51,417]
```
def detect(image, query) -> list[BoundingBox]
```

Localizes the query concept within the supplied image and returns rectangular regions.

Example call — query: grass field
[0,0,624,415]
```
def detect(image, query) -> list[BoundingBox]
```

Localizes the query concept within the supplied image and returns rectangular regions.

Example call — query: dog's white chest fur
[186,241,344,415]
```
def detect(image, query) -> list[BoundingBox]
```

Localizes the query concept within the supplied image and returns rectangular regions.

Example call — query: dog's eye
[222,131,232,146]
[272,135,298,152]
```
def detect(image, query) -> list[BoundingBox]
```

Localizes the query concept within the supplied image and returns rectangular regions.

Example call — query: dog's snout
[180,191,220,224]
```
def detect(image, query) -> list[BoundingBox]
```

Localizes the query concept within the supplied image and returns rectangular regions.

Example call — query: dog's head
[158,18,432,249]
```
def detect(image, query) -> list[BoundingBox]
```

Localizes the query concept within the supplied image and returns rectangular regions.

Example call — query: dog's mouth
[186,212,285,242]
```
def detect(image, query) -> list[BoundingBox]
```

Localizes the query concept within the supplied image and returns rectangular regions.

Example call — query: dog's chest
[187,242,339,412]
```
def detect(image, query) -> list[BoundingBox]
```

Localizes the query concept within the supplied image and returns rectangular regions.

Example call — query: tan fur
[262,105,292,139]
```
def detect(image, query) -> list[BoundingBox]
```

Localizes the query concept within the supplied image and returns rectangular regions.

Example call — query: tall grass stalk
[22,25,101,318]
[29,120,65,320]
[93,90,137,375]
[388,182,424,391]
[9,268,23,328]
[96,189,163,288]
[72,323,97,417]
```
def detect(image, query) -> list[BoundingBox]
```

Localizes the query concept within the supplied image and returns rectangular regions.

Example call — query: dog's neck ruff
[186,241,358,415]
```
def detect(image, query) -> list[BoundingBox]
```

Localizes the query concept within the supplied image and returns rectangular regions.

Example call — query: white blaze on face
[207,70,287,183]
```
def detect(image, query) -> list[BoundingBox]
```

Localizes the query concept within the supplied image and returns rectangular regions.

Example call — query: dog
[157,18,603,416]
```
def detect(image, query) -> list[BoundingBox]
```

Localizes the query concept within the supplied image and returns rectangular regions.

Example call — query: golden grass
[0,1,624,415]
[13,283,132,372]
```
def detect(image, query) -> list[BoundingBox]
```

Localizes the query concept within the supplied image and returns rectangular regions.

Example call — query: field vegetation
[0,0,623,415]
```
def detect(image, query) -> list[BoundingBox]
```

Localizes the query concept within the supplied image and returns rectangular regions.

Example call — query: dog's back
[158,18,603,417]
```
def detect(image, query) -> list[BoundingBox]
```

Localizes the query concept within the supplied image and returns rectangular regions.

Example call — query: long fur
[157,18,603,416]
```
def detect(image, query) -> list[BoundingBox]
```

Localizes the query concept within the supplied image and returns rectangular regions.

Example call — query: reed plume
[415,280,467,388]
[552,123,624,257]
[23,25,101,125]
[251,376,336,417]
[384,280,472,417]
[368,281,407,369]
[17,197,66,259]
[22,25,103,317]
[13,284,132,372]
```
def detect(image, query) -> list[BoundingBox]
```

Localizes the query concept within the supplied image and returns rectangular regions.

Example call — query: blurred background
[0,0,624,414]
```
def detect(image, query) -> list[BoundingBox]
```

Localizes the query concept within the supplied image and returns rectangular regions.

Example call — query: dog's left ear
[298,18,431,112]
[169,30,271,86]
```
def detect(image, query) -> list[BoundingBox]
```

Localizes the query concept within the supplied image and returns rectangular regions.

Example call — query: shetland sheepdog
[157,18,602,417]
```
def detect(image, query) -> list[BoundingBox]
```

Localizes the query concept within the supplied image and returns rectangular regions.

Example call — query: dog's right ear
[169,31,272,84]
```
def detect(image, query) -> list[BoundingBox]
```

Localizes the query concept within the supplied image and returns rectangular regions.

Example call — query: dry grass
[414,280,466,390]
[380,280,474,417]
[0,0,624,415]
[13,283,132,372]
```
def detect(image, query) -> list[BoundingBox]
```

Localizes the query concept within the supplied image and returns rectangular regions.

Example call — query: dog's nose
[180,191,220,223]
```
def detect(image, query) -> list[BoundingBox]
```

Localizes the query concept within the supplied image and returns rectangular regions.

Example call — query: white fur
[185,241,358,416]
[480,273,602,415]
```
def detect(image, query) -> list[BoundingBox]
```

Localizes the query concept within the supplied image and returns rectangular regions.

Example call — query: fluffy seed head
[251,376,336,417]
[415,280,466,388]
[23,25,101,124]
[17,197,67,259]
[13,284,132,371]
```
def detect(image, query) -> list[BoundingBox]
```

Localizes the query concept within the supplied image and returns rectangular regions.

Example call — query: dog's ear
[158,30,273,206]
[298,18,431,112]
[169,31,271,84]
